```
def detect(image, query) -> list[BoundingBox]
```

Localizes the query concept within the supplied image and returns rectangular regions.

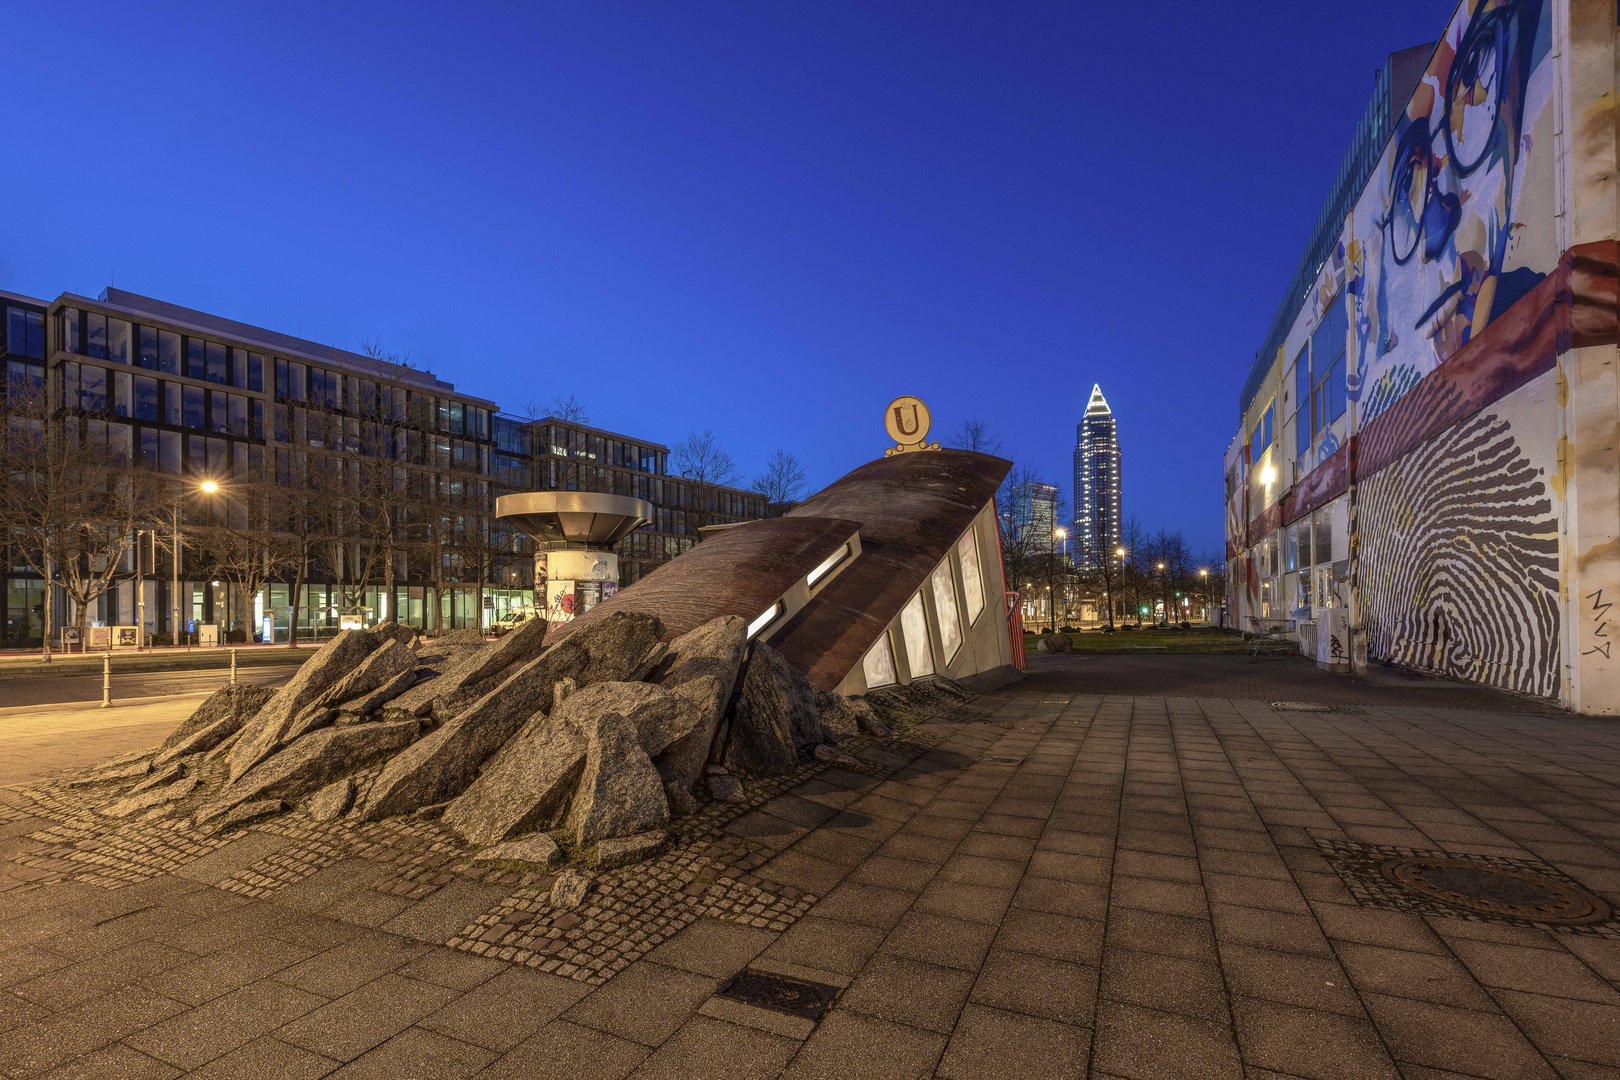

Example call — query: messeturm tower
[1073,384,1121,571]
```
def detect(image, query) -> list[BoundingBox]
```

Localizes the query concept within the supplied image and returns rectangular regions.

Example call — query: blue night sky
[1,0,1454,556]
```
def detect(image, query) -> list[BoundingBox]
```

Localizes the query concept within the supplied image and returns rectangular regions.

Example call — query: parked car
[490,607,542,637]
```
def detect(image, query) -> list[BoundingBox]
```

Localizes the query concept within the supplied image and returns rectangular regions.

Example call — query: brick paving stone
[561,961,718,1047]
[1092,999,1244,1080]
[476,1019,649,1080]
[624,1014,799,1080]
[643,917,777,980]
[1100,946,1228,1024]
[325,1025,494,1079]
[179,1034,338,1080]
[13,666,1620,1077]
[274,972,458,1062]
[934,1002,1090,1080]
[757,916,885,976]
[778,1009,945,1080]
[418,965,589,1051]
[125,977,329,1070]
[837,954,975,1033]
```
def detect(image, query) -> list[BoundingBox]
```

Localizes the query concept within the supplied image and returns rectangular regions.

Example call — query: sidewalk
[0,674,1617,1076]
[0,697,200,789]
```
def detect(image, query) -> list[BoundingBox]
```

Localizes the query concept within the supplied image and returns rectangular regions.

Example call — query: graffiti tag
[1584,589,1612,659]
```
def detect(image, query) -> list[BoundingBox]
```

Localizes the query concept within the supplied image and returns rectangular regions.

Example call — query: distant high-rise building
[1073,384,1121,570]
[1011,481,1057,549]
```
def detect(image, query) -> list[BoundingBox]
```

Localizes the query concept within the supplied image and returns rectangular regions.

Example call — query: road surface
[0,665,297,709]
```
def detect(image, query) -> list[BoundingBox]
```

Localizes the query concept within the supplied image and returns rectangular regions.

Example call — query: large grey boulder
[813,689,868,742]
[336,666,418,720]
[551,870,594,909]
[102,777,198,818]
[430,628,486,647]
[370,622,418,648]
[440,710,589,845]
[559,682,703,758]
[306,778,355,821]
[474,833,562,867]
[439,677,696,846]
[155,684,277,764]
[650,616,747,799]
[595,831,666,869]
[227,629,378,780]
[317,639,418,710]
[357,611,662,823]
[384,616,547,719]
[206,719,419,818]
[456,615,548,686]
[565,711,669,846]
[722,643,812,775]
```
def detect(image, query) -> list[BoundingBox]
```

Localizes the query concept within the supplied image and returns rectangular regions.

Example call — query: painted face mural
[1351,0,1553,422]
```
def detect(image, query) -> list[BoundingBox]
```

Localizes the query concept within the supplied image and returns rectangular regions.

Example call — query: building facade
[1225,0,1620,713]
[1009,480,1057,550]
[1,287,766,647]
[1073,384,1121,571]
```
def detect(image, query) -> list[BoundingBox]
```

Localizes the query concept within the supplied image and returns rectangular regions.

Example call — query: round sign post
[884,395,941,455]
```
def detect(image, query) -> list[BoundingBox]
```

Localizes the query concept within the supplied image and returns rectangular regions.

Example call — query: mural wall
[1348,0,1557,424]
[1356,371,1562,696]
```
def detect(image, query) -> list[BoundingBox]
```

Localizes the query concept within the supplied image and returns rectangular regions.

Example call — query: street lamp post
[1051,527,1066,634]
[1112,546,1126,629]
[1156,561,1167,626]
[1199,567,1210,625]
[172,480,221,650]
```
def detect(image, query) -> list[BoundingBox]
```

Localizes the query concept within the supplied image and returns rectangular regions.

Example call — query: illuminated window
[930,558,961,662]
[900,590,934,678]
[862,631,897,689]
[807,543,850,589]
[747,601,782,640]
[957,528,984,625]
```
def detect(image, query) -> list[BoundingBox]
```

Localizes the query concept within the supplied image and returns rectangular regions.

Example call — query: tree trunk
[288,552,306,648]
[41,548,53,662]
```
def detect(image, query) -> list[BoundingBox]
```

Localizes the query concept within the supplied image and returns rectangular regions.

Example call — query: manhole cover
[1382,858,1611,924]
[1270,701,1333,711]
[716,969,838,1020]
[1316,838,1620,937]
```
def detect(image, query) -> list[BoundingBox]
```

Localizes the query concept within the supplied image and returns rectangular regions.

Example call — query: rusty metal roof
[550,449,1011,690]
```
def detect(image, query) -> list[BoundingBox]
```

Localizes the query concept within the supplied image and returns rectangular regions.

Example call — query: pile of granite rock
[74,612,892,869]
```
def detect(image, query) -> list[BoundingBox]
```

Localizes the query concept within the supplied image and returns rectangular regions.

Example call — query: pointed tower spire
[1074,384,1122,572]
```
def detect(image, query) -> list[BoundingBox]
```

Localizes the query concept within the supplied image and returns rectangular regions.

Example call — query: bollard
[101,654,111,709]
[231,648,238,685]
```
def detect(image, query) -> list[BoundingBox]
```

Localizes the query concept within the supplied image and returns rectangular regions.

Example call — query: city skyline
[0,2,1459,557]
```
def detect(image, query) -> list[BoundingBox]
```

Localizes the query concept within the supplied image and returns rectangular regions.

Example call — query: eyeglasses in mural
[1349,0,1554,423]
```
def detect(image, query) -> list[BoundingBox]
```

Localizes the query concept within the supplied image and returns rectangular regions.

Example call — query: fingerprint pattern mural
[1357,403,1560,697]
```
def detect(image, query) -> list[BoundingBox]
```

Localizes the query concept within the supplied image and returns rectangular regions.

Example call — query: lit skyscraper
[1073,384,1121,570]
[1011,481,1057,549]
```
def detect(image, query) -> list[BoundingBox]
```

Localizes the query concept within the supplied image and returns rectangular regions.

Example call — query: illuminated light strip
[747,602,783,640]
[806,543,851,589]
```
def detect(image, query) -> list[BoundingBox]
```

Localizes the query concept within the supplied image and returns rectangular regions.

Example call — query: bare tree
[947,419,1004,456]
[672,429,742,531]
[269,450,333,644]
[750,448,807,513]
[523,393,589,425]
[0,369,160,655]
[1118,516,1151,625]
[197,457,299,640]
[994,462,1049,625]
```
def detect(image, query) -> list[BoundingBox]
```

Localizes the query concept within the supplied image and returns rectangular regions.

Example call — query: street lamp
[1199,567,1210,625]
[171,479,222,650]
[1049,527,1067,634]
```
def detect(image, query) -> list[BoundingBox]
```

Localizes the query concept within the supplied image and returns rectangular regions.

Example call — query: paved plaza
[0,655,1618,1078]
